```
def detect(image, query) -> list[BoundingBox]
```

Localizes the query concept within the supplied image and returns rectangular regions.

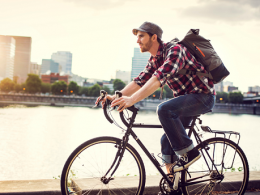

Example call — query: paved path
[0,172,259,195]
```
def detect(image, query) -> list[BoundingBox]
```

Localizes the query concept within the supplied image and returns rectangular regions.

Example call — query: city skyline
[0,0,259,92]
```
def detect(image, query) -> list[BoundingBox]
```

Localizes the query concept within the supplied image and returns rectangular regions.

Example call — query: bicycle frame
[102,100,241,190]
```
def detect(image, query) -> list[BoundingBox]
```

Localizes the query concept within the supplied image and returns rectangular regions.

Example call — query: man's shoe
[172,148,201,173]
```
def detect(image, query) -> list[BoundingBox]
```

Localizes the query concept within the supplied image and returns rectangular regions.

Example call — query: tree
[113,79,126,92]
[164,85,173,99]
[228,92,243,104]
[41,82,51,94]
[0,78,14,92]
[78,86,90,96]
[102,86,111,95]
[14,83,22,92]
[149,88,165,99]
[26,74,42,93]
[51,81,68,95]
[21,83,27,92]
[216,92,228,103]
[89,84,101,97]
[68,81,79,95]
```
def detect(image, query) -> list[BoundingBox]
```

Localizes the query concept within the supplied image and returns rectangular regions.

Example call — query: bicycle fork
[101,119,134,184]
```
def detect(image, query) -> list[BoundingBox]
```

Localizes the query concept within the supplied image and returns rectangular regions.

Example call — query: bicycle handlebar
[95,90,139,126]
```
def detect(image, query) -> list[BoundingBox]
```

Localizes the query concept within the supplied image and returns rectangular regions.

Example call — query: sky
[0,0,259,92]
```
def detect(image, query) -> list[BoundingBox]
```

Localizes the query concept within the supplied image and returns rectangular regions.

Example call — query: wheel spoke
[61,137,145,195]
[181,138,249,195]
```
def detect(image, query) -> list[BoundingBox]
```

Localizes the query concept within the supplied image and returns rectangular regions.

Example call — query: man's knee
[160,134,168,145]
[157,103,178,119]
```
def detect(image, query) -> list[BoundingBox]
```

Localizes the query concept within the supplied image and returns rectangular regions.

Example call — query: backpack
[174,29,230,84]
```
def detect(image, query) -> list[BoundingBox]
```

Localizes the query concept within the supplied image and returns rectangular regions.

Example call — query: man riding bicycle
[99,21,215,193]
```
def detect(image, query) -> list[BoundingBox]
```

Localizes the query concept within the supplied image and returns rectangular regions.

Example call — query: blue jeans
[157,93,215,163]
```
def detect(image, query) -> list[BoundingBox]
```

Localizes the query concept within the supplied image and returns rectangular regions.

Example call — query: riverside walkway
[0,172,259,195]
[1,93,260,115]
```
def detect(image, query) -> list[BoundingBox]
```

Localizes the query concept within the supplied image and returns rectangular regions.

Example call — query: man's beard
[140,39,152,53]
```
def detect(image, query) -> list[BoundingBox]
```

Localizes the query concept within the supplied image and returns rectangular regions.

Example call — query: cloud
[219,0,260,8]
[178,0,260,22]
[63,0,138,10]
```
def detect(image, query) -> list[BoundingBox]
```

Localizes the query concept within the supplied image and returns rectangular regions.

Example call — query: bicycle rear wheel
[181,137,249,195]
[61,136,146,195]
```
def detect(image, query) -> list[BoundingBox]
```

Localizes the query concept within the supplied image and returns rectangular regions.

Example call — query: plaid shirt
[134,42,216,97]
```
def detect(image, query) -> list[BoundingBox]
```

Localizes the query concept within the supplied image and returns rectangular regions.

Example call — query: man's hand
[111,96,134,112]
[95,94,115,109]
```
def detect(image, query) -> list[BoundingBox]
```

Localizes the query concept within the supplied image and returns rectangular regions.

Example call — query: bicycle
[60,90,249,195]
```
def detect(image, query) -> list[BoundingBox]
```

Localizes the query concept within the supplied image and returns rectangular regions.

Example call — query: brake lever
[109,91,122,111]
[93,90,107,108]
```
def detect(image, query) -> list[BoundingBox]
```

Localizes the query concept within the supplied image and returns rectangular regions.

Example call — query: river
[0,105,259,181]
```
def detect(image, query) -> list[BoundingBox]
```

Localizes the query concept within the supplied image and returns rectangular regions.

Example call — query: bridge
[0,93,96,107]
[0,93,260,115]
[243,95,260,104]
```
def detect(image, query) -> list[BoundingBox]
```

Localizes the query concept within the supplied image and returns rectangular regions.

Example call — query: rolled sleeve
[133,60,156,87]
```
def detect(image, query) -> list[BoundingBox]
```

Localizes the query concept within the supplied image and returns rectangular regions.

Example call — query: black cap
[132,21,163,40]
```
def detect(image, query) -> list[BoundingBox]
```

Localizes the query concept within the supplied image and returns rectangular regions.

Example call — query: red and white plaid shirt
[134,42,216,97]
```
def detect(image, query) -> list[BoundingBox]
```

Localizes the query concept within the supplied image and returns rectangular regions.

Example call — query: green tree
[41,82,51,94]
[78,86,90,96]
[0,78,14,92]
[26,74,42,93]
[14,83,22,92]
[216,92,228,103]
[113,79,126,92]
[89,84,101,97]
[51,81,68,95]
[149,88,165,99]
[164,85,173,99]
[21,83,27,92]
[228,92,243,104]
[102,86,111,95]
[68,81,79,95]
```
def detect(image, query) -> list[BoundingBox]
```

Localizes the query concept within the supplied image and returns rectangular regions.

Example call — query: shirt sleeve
[153,45,186,87]
[133,57,157,87]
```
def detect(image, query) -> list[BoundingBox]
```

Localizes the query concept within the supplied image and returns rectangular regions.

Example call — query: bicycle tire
[60,136,146,195]
[181,137,249,195]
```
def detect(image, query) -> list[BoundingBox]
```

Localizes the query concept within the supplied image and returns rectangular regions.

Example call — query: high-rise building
[214,82,224,92]
[11,36,32,84]
[223,81,233,87]
[131,48,150,80]
[0,36,16,81]
[116,70,131,84]
[41,59,60,74]
[30,62,41,75]
[70,73,88,86]
[248,86,260,93]
[51,51,72,75]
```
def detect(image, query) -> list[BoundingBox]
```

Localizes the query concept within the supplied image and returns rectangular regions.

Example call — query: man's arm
[131,76,160,104]
[111,76,160,111]
[98,81,141,108]
[120,81,141,97]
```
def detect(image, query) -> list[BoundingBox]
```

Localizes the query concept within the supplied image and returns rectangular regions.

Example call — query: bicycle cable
[105,98,126,131]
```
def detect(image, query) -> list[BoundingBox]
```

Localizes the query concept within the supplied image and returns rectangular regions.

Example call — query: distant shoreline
[0,100,260,115]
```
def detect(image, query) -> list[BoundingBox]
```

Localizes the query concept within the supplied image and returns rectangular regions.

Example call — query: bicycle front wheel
[181,137,249,195]
[60,136,146,195]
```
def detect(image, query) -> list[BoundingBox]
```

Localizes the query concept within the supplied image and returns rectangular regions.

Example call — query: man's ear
[152,34,157,42]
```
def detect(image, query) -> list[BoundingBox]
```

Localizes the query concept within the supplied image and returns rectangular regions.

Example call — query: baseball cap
[132,21,163,39]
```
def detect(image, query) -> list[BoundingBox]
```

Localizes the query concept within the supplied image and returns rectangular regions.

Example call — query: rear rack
[201,125,240,145]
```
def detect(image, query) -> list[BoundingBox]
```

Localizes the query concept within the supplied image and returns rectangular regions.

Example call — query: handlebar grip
[100,90,107,97]
[115,91,122,98]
